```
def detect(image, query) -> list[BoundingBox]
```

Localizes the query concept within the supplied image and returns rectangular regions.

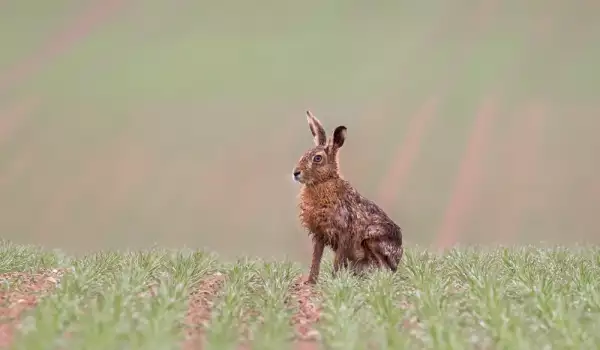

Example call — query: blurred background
[0,0,598,263]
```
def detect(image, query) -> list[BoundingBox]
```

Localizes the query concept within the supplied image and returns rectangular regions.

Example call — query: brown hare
[293,110,404,284]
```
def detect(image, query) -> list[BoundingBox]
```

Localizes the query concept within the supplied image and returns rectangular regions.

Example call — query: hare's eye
[313,155,323,163]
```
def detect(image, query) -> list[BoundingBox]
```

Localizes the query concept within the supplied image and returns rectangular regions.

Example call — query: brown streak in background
[0,97,39,145]
[0,98,40,190]
[484,3,555,245]
[34,151,110,238]
[195,112,298,212]
[501,103,545,244]
[173,110,300,255]
[139,147,209,243]
[465,3,556,246]
[430,0,501,247]
[231,117,298,233]
[0,0,126,93]
[33,118,137,241]
[375,97,439,210]
[74,118,150,243]
[595,105,600,205]
[344,101,395,185]
[474,0,499,29]
[102,139,150,207]
[0,150,34,190]
[347,7,457,239]
[435,98,497,249]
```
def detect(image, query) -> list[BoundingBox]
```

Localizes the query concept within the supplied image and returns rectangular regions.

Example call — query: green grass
[2,241,600,349]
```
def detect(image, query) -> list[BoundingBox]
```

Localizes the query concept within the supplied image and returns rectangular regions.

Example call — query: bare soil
[183,274,322,349]
[290,276,321,341]
[0,269,65,348]
[183,273,225,350]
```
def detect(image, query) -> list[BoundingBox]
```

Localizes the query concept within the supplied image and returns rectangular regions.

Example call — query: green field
[1,1,600,348]
[2,241,600,349]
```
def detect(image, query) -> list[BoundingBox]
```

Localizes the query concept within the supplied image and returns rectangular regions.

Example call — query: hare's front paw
[305,275,318,285]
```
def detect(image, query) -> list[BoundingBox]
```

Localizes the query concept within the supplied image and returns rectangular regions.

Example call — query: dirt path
[183,273,225,350]
[183,273,322,349]
[0,269,65,348]
[290,276,320,342]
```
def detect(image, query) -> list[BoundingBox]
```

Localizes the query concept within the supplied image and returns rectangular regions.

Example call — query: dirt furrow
[0,269,65,348]
[183,273,324,349]
[290,276,321,348]
[183,273,225,350]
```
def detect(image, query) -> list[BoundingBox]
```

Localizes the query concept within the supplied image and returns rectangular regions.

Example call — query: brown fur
[293,110,404,284]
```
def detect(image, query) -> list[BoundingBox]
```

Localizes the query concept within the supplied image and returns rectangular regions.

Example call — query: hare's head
[292,110,347,185]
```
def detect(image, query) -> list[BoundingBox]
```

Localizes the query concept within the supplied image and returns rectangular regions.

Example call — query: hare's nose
[293,169,301,179]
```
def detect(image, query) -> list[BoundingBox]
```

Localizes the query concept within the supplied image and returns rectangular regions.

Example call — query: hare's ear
[331,125,347,150]
[306,110,327,146]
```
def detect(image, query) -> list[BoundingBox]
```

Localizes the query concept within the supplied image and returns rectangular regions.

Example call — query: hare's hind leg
[332,246,352,277]
[346,241,379,276]
[364,238,402,272]
[333,250,346,273]
[333,235,362,275]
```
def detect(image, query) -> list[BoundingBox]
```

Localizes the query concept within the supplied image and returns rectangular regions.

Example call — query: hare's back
[344,191,402,241]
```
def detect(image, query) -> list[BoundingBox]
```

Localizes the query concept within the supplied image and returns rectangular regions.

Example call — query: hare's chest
[299,201,348,246]
[300,205,332,232]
